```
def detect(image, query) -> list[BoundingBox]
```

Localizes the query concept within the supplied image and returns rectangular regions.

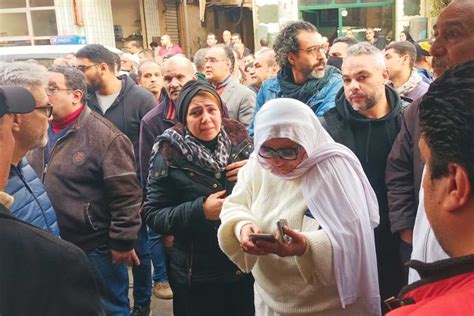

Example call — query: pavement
[128,269,173,316]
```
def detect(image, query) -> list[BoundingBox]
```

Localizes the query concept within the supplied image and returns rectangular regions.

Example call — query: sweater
[218,157,365,315]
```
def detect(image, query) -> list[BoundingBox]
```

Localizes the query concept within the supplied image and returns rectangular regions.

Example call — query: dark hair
[208,33,216,38]
[260,38,269,47]
[231,33,241,40]
[332,36,358,47]
[48,65,87,103]
[400,30,415,43]
[419,60,474,190]
[75,44,116,71]
[149,41,159,49]
[126,40,141,48]
[273,21,318,68]
[385,41,417,68]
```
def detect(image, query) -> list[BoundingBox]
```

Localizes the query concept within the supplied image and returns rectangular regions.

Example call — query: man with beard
[248,21,342,136]
[0,62,59,236]
[76,44,156,316]
[322,42,405,312]
[386,0,474,284]
[0,85,104,316]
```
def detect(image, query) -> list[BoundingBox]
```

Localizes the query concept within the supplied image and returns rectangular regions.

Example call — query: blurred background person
[415,40,434,83]
[206,33,218,48]
[327,36,358,70]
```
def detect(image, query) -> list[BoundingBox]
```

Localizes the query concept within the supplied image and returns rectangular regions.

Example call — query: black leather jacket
[143,119,253,286]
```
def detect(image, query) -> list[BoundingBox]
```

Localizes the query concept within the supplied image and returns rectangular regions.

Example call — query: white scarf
[254,98,381,316]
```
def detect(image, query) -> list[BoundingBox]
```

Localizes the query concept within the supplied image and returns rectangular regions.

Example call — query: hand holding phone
[276,219,289,243]
[248,233,276,242]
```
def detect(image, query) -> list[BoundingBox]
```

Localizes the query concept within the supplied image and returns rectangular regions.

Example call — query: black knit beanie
[176,79,223,124]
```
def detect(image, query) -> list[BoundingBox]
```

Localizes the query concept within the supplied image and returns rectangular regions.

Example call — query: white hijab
[254,98,381,315]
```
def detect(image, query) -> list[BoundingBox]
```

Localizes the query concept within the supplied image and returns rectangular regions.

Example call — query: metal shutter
[164,0,180,46]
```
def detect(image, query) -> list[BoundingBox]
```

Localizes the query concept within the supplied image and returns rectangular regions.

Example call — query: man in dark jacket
[0,85,104,316]
[27,66,142,315]
[386,60,474,316]
[0,62,60,236]
[139,55,196,300]
[385,0,474,284]
[322,42,404,311]
[76,44,156,316]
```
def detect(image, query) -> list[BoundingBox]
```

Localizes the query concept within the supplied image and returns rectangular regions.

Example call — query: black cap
[0,86,36,118]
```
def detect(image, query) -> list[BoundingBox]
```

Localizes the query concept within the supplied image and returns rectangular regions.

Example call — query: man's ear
[287,53,296,66]
[443,163,472,212]
[11,114,21,133]
[72,90,84,104]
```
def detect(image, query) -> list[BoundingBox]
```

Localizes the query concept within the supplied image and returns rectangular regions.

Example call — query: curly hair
[419,60,474,190]
[272,21,318,68]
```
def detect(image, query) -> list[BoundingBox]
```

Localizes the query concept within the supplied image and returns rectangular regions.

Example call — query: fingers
[131,250,141,266]
[226,160,247,170]
[210,190,226,198]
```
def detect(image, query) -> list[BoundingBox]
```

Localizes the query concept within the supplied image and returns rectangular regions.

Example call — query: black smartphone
[249,233,276,242]
[276,219,289,243]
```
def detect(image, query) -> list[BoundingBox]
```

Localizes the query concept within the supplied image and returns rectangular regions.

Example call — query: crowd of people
[1,0,474,315]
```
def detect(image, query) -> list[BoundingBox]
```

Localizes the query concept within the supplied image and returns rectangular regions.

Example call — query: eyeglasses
[46,86,73,96]
[204,57,226,64]
[298,45,324,56]
[258,146,302,161]
[76,64,99,73]
[35,103,53,118]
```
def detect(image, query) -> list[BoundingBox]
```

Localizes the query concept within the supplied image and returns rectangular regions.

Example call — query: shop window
[31,10,57,36]
[0,0,56,46]
[299,0,333,6]
[0,13,29,36]
[0,0,26,9]
[30,0,54,6]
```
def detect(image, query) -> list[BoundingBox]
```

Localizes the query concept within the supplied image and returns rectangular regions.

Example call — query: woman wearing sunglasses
[143,80,254,316]
[218,98,381,315]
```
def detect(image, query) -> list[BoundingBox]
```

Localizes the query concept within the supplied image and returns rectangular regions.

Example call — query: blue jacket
[5,158,60,236]
[248,72,343,136]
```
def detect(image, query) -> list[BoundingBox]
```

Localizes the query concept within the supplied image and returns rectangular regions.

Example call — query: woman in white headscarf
[218,98,381,316]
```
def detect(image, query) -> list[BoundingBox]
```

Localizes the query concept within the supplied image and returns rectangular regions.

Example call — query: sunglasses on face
[258,145,302,161]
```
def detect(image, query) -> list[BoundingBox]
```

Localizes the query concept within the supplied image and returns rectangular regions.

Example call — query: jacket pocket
[83,203,99,232]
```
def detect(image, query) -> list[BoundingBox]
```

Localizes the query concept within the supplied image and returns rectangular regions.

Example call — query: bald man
[158,35,183,57]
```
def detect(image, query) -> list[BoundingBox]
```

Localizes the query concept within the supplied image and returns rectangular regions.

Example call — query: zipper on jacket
[41,128,77,184]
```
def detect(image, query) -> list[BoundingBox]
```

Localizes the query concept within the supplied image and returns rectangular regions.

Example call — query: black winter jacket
[87,74,156,160]
[143,119,253,286]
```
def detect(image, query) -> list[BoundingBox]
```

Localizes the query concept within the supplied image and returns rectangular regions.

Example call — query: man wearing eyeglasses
[248,21,342,136]
[27,64,143,316]
[204,44,256,127]
[0,62,60,237]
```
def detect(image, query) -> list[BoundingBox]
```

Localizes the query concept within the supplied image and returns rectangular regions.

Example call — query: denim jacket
[248,72,342,136]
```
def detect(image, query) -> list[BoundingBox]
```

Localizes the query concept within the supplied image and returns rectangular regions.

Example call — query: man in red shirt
[158,34,183,57]
[386,60,474,315]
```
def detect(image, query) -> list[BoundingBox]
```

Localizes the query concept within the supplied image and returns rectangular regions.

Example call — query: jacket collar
[0,192,14,209]
[400,254,474,296]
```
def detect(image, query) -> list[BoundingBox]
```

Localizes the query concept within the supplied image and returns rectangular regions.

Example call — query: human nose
[348,79,360,91]
[430,38,446,57]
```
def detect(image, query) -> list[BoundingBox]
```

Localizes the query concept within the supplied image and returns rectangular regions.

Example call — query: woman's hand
[203,190,226,220]
[239,223,269,256]
[255,226,307,257]
[226,160,248,182]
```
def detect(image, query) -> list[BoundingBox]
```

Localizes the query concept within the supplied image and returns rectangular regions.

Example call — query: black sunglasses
[258,145,302,161]
[35,103,53,118]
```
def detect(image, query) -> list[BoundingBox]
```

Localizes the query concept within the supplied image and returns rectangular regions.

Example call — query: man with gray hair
[0,62,60,237]
[322,42,405,311]
[248,20,342,136]
[27,65,143,315]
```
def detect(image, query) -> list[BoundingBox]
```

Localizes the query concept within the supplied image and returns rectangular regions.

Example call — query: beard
[87,72,102,92]
[351,96,377,112]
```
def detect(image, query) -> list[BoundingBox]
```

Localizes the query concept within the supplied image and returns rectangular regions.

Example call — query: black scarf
[278,65,340,104]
